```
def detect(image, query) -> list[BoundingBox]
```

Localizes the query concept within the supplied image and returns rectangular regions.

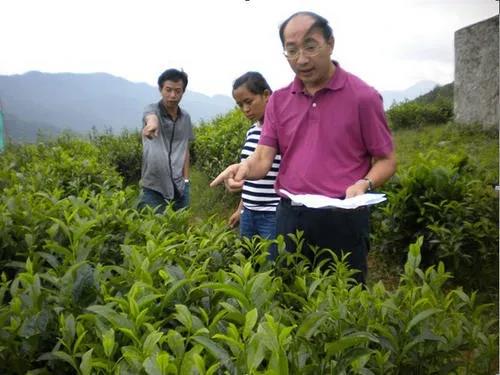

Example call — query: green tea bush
[90,128,143,186]
[192,109,249,180]
[1,135,122,196]
[0,222,497,374]
[387,96,453,130]
[0,136,129,272]
[372,151,498,292]
[0,133,497,374]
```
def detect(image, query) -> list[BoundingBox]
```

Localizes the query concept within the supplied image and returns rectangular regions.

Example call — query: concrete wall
[454,15,499,129]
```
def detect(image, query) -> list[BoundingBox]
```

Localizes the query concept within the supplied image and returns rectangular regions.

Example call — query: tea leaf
[87,304,135,331]
[247,334,266,371]
[350,352,373,374]
[167,329,186,360]
[122,345,144,370]
[243,308,258,340]
[191,335,232,366]
[325,333,378,356]
[206,362,221,375]
[102,328,115,358]
[296,311,329,340]
[174,304,193,331]
[405,308,441,333]
[212,333,244,355]
[73,329,87,354]
[79,348,93,375]
[143,352,174,375]
[118,327,141,346]
[72,264,96,307]
[143,331,164,356]
[58,313,75,349]
[199,282,251,311]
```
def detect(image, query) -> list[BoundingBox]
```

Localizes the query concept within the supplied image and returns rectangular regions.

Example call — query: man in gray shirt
[138,68,194,212]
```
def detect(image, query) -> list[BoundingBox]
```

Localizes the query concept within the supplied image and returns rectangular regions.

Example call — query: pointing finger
[210,166,234,187]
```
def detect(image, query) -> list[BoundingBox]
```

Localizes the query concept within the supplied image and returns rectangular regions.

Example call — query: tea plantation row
[0,118,497,374]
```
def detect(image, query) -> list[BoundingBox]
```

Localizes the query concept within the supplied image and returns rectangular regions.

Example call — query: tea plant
[89,128,143,186]
[372,150,498,292]
[192,109,249,180]
[0,132,497,374]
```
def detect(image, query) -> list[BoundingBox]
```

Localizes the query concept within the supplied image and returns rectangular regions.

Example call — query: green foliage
[392,122,498,176]
[1,134,122,196]
[89,127,143,186]
[372,148,498,292]
[386,96,453,130]
[0,136,129,271]
[191,108,250,216]
[0,134,497,374]
[192,109,250,180]
[189,168,239,222]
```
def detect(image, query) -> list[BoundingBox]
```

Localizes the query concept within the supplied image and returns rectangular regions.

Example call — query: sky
[1,0,498,97]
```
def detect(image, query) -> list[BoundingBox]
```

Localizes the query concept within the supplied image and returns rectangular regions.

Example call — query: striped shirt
[241,124,281,211]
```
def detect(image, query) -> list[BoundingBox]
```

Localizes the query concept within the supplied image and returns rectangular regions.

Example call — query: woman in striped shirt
[228,72,281,259]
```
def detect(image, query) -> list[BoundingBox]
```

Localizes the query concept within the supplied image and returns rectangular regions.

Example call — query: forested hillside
[0,71,234,142]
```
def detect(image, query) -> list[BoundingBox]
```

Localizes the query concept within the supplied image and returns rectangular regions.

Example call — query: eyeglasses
[283,42,327,60]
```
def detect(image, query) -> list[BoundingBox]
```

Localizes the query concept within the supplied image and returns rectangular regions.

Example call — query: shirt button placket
[310,100,319,125]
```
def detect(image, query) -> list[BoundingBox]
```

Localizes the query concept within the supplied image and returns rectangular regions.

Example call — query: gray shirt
[140,101,194,200]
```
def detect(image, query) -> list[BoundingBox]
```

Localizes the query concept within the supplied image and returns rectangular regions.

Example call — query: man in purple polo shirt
[211,11,396,283]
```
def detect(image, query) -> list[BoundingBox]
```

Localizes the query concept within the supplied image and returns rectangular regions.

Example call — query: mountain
[2,111,62,143]
[413,82,453,104]
[380,80,439,110]
[0,71,235,143]
[0,72,443,143]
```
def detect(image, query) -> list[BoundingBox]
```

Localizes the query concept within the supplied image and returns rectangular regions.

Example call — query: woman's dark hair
[232,71,272,95]
[278,11,333,47]
[157,69,188,91]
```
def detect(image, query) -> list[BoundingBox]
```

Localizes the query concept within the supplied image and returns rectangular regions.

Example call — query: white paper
[280,189,386,209]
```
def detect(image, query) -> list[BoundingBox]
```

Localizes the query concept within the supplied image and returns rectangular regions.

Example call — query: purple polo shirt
[259,62,393,198]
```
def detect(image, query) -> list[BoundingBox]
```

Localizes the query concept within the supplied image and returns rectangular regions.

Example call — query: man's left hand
[345,180,369,198]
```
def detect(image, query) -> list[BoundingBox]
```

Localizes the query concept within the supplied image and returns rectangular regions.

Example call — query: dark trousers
[276,198,370,283]
[137,185,189,213]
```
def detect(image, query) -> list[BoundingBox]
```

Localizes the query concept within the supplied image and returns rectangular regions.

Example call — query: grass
[394,122,498,179]
[189,167,240,222]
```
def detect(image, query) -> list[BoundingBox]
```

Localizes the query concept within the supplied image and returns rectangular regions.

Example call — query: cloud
[1,0,498,95]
